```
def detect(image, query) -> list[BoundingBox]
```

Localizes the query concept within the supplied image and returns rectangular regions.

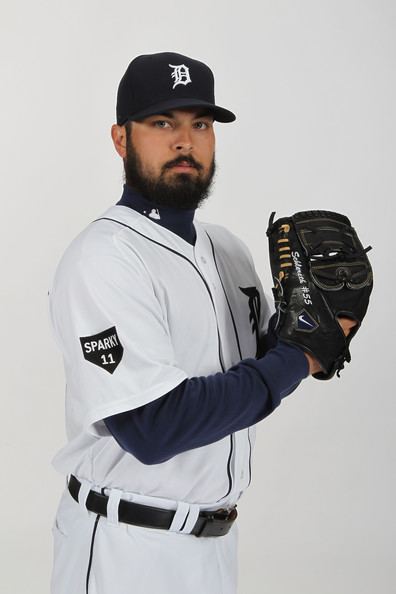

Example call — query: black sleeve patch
[79,326,123,374]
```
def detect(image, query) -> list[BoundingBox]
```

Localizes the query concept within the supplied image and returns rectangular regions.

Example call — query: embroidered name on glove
[79,326,123,374]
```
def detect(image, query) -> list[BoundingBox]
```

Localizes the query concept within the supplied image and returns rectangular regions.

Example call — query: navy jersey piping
[93,216,233,499]
[247,430,252,487]
[206,230,253,490]
[205,231,243,360]
[224,433,234,502]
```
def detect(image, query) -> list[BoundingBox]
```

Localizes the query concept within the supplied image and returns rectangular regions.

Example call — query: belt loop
[106,488,123,526]
[179,504,200,534]
[168,502,200,534]
[77,479,92,510]
[168,501,190,532]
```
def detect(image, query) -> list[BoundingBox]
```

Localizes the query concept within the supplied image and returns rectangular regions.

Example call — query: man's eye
[194,121,209,129]
[153,120,171,128]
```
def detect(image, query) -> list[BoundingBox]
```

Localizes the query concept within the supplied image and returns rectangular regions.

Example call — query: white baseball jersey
[49,203,271,510]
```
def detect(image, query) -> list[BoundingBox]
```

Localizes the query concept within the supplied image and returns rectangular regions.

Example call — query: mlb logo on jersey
[79,326,123,374]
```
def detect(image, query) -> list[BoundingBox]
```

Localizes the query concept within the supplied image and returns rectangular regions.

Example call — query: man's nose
[172,127,193,152]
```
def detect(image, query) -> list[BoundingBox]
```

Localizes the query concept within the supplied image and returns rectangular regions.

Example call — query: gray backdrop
[1,0,395,592]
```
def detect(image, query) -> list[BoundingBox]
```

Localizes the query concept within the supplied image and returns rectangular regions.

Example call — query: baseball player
[49,52,355,594]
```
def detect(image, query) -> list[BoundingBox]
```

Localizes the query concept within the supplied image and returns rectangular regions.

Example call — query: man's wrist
[304,352,323,375]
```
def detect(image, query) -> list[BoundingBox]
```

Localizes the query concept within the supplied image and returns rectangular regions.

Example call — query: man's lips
[172,166,196,172]
[171,162,196,170]
[165,159,200,172]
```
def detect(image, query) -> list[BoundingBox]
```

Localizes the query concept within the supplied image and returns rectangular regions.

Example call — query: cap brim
[122,98,236,124]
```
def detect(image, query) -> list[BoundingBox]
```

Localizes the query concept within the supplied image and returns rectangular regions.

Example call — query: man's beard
[123,135,216,210]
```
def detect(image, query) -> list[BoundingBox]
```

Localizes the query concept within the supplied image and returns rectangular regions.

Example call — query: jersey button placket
[193,245,236,500]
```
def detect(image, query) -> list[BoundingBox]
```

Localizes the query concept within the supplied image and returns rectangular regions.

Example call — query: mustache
[163,156,203,171]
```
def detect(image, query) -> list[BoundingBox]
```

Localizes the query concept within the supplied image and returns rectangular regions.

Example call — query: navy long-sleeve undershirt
[104,342,309,465]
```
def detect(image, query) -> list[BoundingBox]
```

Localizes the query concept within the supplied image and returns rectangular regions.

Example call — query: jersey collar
[117,184,196,245]
[97,204,209,261]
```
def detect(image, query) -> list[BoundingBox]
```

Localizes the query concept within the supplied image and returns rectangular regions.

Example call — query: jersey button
[200,256,207,264]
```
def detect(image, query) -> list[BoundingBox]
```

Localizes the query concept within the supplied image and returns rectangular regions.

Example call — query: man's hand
[305,318,358,375]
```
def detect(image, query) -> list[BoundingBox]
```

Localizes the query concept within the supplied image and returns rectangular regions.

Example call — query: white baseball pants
[50,488,239,594]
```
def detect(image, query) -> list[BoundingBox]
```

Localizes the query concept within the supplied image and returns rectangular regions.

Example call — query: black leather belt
[68,475,237,537]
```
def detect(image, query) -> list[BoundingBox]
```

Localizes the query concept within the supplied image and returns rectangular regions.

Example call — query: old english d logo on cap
[169,64,192,89]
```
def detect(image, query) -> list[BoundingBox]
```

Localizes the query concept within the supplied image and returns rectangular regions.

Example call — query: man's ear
[111,124,127,158]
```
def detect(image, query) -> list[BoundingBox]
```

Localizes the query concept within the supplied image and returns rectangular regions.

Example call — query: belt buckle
[196,507,238,538]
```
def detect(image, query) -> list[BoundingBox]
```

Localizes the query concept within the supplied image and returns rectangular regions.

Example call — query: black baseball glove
[266,210,373,379]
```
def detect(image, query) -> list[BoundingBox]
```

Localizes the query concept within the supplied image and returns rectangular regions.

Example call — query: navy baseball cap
[116,52,236,125]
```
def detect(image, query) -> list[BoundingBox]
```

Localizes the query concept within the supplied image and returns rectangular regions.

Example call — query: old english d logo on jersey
[169,63,192,89]
[239,286,261,357]
[80,326,123,374]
